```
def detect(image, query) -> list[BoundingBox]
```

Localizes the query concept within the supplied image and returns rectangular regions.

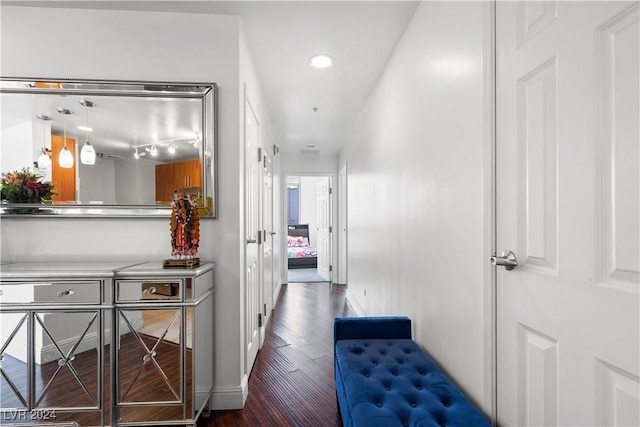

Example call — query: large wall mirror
[0,78,217,217]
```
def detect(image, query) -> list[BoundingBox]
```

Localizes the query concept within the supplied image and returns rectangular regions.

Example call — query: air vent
[300,149,319,155]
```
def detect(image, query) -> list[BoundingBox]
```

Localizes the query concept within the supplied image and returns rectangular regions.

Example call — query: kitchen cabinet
[51,135,77,203]
[155,159,202,204]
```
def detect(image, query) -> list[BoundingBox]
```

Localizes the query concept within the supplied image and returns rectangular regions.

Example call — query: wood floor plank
[200,282,357,427]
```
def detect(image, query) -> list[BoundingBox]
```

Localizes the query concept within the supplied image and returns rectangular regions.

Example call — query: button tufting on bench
[334,317,490,427]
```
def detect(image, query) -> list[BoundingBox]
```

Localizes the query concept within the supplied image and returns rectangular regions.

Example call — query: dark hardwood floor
[201,281,357,427]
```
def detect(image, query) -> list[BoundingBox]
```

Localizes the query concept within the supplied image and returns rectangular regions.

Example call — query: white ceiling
[4,1,420,156]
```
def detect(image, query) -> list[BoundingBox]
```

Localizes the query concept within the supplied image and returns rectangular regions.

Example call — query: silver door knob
[491,250,518,270]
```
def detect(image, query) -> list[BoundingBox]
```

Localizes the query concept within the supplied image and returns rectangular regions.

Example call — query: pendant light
[35,114,52,170]
[57,108,74,168]
[79,100,96,165]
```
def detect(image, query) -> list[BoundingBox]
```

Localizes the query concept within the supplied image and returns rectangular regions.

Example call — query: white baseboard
[346,288,366,316]
[210,378,248,410]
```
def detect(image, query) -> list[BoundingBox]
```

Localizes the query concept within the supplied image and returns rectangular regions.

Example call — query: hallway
[201,282,357,426]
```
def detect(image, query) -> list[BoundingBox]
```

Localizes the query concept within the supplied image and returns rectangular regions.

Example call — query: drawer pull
[142,286,157,296]
[57,289,75,298]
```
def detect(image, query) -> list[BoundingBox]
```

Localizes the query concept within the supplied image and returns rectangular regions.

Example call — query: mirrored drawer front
[116,280,182,302]
[0,281,101,305]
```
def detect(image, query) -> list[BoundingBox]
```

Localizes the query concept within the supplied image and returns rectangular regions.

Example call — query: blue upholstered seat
[334,317,490,427]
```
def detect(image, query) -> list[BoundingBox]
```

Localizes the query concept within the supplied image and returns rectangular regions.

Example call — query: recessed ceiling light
[309,54,334,69]
[77,125,93,132]
[306,144,316,148]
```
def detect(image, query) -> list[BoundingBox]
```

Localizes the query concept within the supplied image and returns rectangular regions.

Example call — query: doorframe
[260,147,274,346]
[338,163,348,286]
[482,0,498,422]
[281,172,337,284]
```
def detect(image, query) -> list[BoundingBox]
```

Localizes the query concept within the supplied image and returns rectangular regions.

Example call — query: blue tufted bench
[334,316,490,427]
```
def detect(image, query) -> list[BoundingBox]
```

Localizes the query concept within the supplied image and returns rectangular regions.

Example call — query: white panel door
[244,97,261,375]
[496,2,639,426]
[316,177,332,281]
[261,149,274,344]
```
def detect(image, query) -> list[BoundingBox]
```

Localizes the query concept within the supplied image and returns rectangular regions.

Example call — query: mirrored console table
[0,261,215,427]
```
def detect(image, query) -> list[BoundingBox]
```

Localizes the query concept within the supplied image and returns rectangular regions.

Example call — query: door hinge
[257,231,262,245]
[258,313,263,328]
[329,226,333,233]
[258,147,262,162]
[329,265,333,272]
[264,303,267,316]
[329,187,333,195]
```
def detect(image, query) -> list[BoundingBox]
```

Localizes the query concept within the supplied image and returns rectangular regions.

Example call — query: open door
[316,177,332,281]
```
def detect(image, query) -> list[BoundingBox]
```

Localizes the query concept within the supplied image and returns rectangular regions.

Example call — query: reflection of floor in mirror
[0,335,193,427]
[140,309,192,348]
[139,285,192,348]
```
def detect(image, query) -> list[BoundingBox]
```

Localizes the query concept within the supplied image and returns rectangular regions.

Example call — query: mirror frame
[0,77,217,218]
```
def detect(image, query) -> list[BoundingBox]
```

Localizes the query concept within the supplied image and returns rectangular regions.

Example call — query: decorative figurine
[167,192,200,267]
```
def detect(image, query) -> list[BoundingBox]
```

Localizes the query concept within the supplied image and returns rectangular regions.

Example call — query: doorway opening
[286,174,332,283]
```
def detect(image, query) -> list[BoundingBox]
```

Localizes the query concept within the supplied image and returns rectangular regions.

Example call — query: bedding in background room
[287,224,318,269]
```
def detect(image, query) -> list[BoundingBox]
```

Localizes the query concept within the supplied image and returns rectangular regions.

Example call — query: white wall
[0,5,247,410]
[1,122,35,174]
[114,159,158,204]
[282,153,337,174]
[339,1,490,412]
[78,157,117,204]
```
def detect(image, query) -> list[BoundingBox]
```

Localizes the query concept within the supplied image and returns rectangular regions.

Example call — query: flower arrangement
[170,193,200,258]
[1,168,55,203]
